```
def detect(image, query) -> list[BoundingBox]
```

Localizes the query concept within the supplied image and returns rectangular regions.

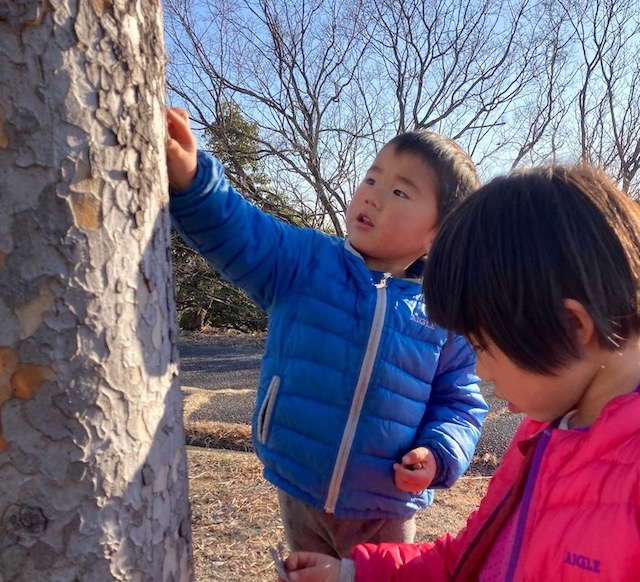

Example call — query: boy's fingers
[168,106,189,122]
[166,119,197,152]
[167,108,192,138]
[402,447,430,466]
[401,452,416,465]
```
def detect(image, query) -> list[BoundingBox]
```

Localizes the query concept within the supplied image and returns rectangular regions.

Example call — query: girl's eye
[394,189,409,199]
[468,339,486,353]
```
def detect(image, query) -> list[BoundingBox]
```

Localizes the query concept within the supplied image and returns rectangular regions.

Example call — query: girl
[283,163,640,581]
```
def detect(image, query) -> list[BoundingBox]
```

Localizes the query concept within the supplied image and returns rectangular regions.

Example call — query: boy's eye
[394,189,409,199]
[364,177,375,186]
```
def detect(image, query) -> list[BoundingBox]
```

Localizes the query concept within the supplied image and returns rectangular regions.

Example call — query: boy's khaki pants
[277,488,416,558]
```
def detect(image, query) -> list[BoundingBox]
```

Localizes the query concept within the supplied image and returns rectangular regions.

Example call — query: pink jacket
[352,389,640,581]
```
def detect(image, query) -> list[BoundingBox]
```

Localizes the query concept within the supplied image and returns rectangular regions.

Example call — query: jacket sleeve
[351,419,536,581]
[169,150,311,311]
[350,524,465,580]
[414,333,487,487]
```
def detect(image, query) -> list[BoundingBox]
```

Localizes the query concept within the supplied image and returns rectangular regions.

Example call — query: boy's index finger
[167,108,186,127]
[166,108,197,150]
[168,106,189,122]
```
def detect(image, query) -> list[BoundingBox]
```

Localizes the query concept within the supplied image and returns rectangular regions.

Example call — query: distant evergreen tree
[206,100,308,224]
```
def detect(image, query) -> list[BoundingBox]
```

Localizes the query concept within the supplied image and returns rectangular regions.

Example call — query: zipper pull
[375,272,392,288]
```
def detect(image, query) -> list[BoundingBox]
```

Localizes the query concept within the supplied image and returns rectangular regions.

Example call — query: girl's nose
[474,359,491,382]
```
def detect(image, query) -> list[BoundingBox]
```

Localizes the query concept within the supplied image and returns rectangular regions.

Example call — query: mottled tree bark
[0,1,193,580]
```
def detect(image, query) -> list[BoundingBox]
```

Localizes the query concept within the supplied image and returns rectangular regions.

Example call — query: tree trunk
[0,1,193,580]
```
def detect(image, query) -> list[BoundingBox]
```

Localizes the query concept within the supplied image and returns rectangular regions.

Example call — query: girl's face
[468,300,640,428]
[468,335,596,423]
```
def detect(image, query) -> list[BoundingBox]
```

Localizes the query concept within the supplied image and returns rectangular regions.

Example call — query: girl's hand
[166,107,198,191]
[393,446,437,494]
[283,552,341,582]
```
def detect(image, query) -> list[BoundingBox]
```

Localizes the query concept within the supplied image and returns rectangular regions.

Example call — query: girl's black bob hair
[424,164,640,374]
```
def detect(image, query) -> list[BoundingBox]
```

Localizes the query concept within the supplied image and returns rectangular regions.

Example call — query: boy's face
[346,145,439,277]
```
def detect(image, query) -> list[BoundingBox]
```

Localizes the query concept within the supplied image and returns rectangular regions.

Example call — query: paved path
[178,332,523,465]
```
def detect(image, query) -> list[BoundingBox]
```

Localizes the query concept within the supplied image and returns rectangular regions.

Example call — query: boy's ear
[563,298,595,347]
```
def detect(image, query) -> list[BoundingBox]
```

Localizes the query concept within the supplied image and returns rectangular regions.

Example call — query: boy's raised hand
[283,552,341,582]
[166,107,198,191]
[393,447,437,494]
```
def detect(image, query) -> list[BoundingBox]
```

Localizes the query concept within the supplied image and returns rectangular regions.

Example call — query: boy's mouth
[357,213,373,226]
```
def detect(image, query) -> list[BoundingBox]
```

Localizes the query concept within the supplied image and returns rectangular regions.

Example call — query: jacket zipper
[504,428,552,580]
[324,273,391,513]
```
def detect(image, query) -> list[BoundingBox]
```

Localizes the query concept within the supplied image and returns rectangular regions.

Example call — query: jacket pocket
[256,375,281,444]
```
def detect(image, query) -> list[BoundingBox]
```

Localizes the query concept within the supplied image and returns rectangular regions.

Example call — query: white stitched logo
[410,312,435,329]
[403,299,436,329]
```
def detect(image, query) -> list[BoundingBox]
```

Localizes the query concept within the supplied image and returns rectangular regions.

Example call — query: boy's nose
[364,193,381,208]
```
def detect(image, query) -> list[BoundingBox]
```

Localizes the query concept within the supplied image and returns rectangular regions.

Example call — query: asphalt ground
[178,332,524,466]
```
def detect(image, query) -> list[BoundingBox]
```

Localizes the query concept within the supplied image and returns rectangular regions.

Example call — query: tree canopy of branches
[165,0,640,194]
[164,0,640,329]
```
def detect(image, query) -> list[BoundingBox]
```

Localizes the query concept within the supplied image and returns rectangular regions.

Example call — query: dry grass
[187,446,489,581]
[188,448,282,581]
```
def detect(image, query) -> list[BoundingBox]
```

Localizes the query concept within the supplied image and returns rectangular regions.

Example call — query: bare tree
[164,0,555,208]
[362,0,537,142]
[165,0,373,235]
[504,5,576,169]
[557,0,640,195]
[0,1,193,579]
[165,0,640,222]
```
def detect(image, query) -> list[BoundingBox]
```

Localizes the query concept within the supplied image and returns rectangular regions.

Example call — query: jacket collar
[344,239,425,281]
[517,384,640,455]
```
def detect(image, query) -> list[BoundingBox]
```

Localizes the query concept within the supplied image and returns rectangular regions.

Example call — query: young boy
[283,164,640,580]
[166,107,487,557]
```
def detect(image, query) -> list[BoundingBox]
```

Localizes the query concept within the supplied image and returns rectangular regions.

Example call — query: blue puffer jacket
[170,151,487,519]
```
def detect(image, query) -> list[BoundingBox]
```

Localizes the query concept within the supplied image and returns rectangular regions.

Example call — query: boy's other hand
[393,447,437,494]
[284,552,341,582]
[166,107,198,191]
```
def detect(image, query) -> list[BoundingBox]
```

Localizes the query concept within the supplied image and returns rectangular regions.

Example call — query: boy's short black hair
[424,164,640,374]
[384,130,480,223]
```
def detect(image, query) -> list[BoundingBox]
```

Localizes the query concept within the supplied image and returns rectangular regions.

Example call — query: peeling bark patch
[11,364,55,400]
[0,347,19,406]
[0,349,55,450]
[0,105,9,148]
[2,504,48,538]
[69,177,103,231]
[69,192,102,231]
[16,283,56,340]
[0,380,12,407]
[92,0,114,15]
